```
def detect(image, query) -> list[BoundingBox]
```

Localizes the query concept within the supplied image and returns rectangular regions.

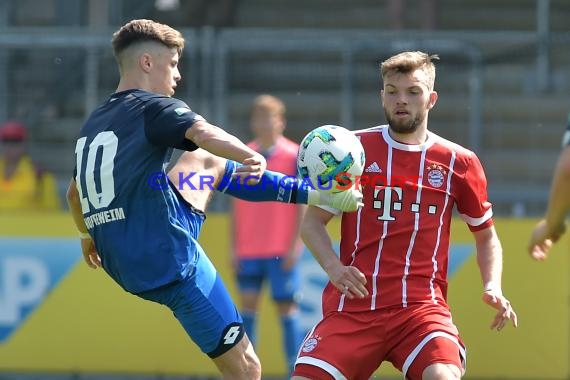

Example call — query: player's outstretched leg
[168,149,226,212]
[212,334,261,380]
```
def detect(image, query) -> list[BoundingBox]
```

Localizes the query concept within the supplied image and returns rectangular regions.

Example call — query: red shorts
[293,303,466,380]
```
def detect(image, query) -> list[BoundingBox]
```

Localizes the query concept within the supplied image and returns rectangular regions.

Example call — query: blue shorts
[236,256,301,302]
[138,246,244,358]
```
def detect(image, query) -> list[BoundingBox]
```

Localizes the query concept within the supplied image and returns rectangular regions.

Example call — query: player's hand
[81,237,101,269]
[233,155,267,185]
[482,290,518,331]
[326,187,364,212]
[326,261,368,299]
[527,219,566,261]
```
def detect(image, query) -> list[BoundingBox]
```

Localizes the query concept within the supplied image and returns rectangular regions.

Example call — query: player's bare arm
[185,120,266,184]
[168,149,226,212]
[301,206,368,299]
[171,151,363,219]
[282,204,308,271]
[473,225,518,330]
[528,145,570,260]
[66,178,101,269]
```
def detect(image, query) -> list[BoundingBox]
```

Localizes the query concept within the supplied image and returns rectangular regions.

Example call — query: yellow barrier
[0,213,568,378]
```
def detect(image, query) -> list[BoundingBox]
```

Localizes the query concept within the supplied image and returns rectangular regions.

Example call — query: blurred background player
[0,120,61,211]
[230,95,305,374]
[293,51,517,380]
[528,111,570,259]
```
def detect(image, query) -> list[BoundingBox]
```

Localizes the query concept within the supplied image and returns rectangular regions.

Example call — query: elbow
[186,121,217,148]
[301,207,333,243]
[300,216,316,244]
[189,131,207,148]
[66,181,79,206]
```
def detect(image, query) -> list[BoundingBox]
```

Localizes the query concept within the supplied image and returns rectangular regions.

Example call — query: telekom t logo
[373,182,439,221]
[374,185,403,221]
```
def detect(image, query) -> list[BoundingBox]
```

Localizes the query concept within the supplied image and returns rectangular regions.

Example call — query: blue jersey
[73,89,205,293]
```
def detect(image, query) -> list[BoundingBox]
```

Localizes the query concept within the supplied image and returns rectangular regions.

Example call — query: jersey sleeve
[455,152,493,232]
[143,97,205,151]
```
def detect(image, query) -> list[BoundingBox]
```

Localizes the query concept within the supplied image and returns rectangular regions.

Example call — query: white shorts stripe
[402,331,467,378]
[295,356,348,380]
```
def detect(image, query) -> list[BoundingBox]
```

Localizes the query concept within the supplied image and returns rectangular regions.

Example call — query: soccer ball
[297,125,365,193]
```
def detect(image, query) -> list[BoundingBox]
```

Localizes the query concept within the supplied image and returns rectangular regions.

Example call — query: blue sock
[281,313,302,375]
[216,160,309,203]
[241,311,257,348]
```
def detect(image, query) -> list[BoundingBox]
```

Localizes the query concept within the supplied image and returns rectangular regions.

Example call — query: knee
[216,339,262,380]
[219,351,261,380]
[422,363,461,380]
[243,350,262,379]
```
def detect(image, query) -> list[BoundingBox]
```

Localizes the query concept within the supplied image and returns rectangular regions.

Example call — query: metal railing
[211,28,484,152]
[0,26,567,214]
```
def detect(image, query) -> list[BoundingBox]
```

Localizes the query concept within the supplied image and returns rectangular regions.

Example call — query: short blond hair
[112,19,184,61]
[380,51,439,90]
[251,94,286,117]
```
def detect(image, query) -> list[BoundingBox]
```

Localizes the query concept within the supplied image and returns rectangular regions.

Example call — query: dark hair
[111,19,184,59]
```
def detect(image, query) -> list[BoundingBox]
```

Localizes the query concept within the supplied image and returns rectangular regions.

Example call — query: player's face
[250,109,285,141]
[381,69,437,134]
[148,47,181,97]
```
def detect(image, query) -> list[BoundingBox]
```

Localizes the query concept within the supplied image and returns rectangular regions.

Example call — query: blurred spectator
[387,0,438,30]
[0,121,61,211]
[230,95,305,374]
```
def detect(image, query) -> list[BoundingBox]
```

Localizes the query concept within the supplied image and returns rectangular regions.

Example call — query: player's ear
[427,91,438,109]
[380,90,385,106]
[139,53,153,73]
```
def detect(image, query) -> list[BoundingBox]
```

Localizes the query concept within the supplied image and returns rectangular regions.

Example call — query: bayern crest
[426,163,446,188]
[301,335,322,353]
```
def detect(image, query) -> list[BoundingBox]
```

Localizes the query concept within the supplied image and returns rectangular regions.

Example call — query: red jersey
[322,125,493,314]
[233,136,300,258]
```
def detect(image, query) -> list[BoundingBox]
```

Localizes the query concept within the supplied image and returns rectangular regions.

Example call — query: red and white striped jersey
[322,125,493,314]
